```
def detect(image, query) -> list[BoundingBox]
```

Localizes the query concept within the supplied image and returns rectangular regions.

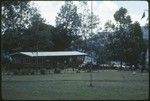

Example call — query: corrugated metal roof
[11,51,87,57]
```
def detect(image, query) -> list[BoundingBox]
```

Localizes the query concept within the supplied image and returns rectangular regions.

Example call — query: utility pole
[89,0,93,87]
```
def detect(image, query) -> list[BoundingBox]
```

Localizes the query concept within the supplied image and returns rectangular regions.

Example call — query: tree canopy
[105,7,146,68]
[1,1,148,69]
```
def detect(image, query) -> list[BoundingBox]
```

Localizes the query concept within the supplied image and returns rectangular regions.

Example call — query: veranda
[7,51,87,75]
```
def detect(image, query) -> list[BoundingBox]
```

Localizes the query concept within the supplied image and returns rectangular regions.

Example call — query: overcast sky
[31,1,148,29]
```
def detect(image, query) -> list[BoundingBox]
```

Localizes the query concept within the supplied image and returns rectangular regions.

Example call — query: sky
[31,1,149,30]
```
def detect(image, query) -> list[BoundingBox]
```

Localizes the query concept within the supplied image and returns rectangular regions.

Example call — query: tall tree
[1,1,40,53]
[2,1,46,52]
[55,1,82,50]
[87,32,111,64]
[56,1,81,36]
[51,24,73,51]
[106,7,146,70]
[22,22,73,51]
[125,22,146,69]
[22,22,54,51]
[106,7,132,68]
[1,1,33,34]
[78,1,100,52]
[104,20,115,32]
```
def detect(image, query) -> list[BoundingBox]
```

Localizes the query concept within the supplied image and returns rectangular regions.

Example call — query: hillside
[141,26,149,40]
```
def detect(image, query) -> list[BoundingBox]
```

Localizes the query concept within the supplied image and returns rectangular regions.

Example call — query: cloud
[93,1,119,29]
[32,1,64,26]
[96,1,119,13]
[131,13,148,26]
[31,1,148,28]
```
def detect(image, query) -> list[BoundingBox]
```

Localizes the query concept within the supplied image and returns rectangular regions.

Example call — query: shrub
[40,69,46,75]
[54,68,61,74]
[76,70,80,73]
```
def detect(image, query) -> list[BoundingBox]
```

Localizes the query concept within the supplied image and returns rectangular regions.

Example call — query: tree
[106,7,132,68]
[104,20,115,32]
[22,22,73,51]
[22,22,54,51]
[56,1,81,35]
[88,32,111,64]
[141,10,149,71]
[51,24,73,51]
[78,1,100,52]
[106,7,146,70]
[125,22,146,70]
[55,1,82,50]
[1,1,41,53]
[2,29,18,53]
[1,1,31,34]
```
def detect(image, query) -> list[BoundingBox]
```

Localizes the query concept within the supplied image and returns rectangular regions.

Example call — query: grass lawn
[2,70,149,100]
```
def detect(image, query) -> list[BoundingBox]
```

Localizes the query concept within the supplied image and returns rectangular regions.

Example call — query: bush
[40,69,46,75]
[13,71,19,75]
[31,71,35,75]
[54,68,61,74]
[87,69,91,72]
[76,70,80,73]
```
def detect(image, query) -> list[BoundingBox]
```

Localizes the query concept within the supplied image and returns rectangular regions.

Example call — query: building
[83,56,97,65]
[9,51,87,69]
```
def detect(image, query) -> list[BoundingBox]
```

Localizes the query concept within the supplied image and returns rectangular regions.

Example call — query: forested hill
[141,26,149,40]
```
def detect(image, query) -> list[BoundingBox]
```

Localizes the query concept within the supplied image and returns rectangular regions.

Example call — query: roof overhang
[10,51,87,57]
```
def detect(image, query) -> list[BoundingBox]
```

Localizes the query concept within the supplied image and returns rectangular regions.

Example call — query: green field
[2,70,149,100]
